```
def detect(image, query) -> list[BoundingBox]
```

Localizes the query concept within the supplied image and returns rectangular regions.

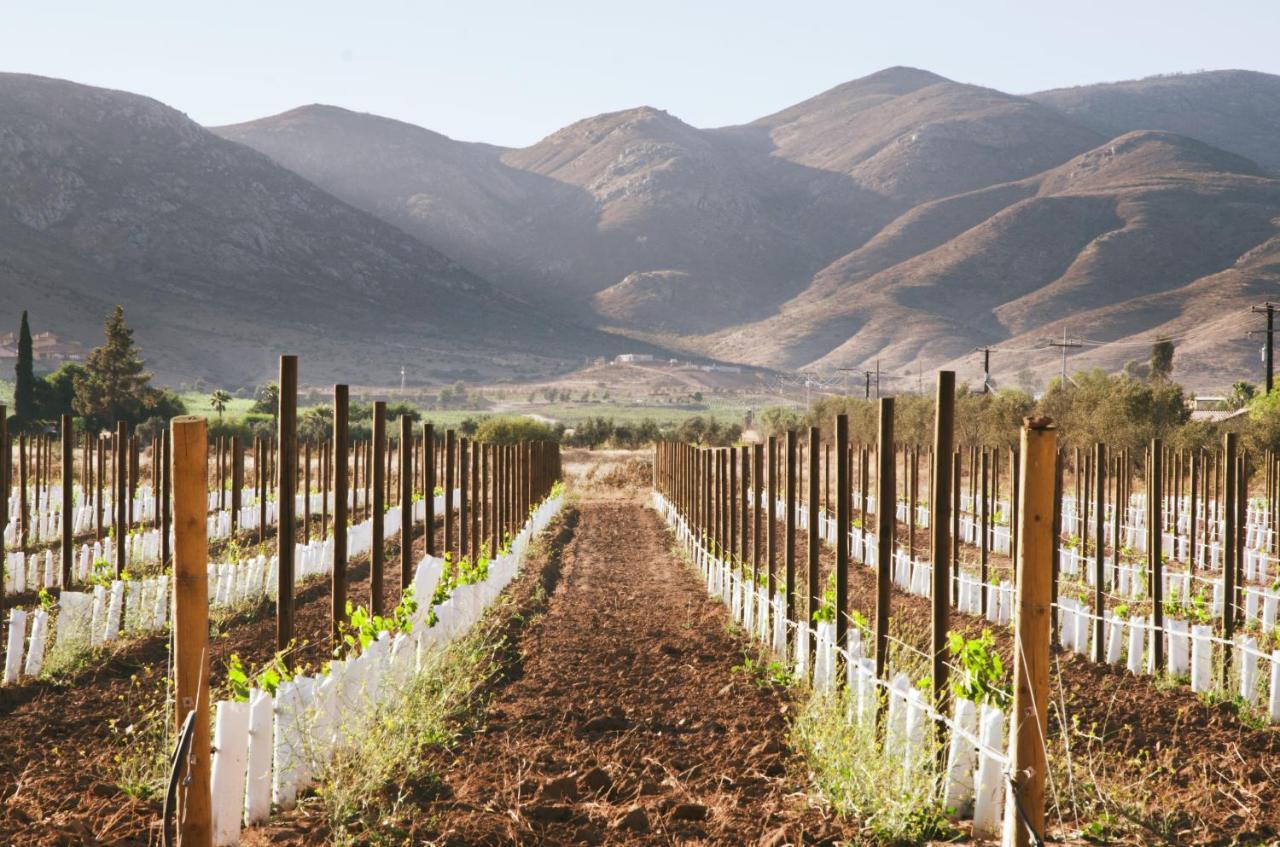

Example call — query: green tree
[210,389,233,421]
[252,383,279,422]
[1149,336,1175,381]
[34,362,87,421]
[73,306,153,429]
[1228,381,1257,410]
[13,311,34,428]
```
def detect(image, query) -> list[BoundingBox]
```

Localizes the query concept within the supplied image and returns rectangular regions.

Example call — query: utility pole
[975,346,994,393]
[1251,303,1275,394]
[1047,329,1082,385]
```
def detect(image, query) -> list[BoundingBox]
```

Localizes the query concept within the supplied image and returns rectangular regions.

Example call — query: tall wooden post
[171,416,211,847]
[980,449,990,615]
[277,355,297,651]
[930,371,954,719]
[161,429,171,569]
[470,438,480,559]
[115,421,127,577]
[95,433,104,541]
[835,414,849,683]
[785,430,797,643]
[807,427,820,664]
[752,443,763,586]
[874,399,895,685]
[303,441,311,545]
[444,430,456,559]
[332,386,349,644]
[1222,433,1238,686]
[1008,417,1056,847]
[400,415,413,590]
[767,436,777,600]
[459,438,469,560]
[371,401,386,616]
[61,414,73,587]
[1092,442,1107,662]
[424,424,436,556]
[1149,439,1164,674]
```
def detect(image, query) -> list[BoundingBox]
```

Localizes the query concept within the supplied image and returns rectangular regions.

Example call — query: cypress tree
[13,311,34,429]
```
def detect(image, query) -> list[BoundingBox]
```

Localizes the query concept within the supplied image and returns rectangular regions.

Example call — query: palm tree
[210,389,232,421]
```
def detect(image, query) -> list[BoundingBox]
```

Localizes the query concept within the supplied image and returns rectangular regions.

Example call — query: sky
[3,0,1279,147]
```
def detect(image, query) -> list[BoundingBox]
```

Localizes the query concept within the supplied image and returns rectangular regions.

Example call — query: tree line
[9,307,186,437]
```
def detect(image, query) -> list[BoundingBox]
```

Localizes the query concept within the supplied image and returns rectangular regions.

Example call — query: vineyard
[2,362,1279,846]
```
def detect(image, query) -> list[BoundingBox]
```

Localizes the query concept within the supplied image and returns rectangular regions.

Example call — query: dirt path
[423,498,856,846]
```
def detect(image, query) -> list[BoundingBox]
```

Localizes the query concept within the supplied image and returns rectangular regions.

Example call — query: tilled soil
[421,499,858,846]
[0,518,447,847]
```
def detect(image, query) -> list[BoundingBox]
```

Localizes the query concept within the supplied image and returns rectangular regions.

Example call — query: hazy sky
[4,0,1278,147]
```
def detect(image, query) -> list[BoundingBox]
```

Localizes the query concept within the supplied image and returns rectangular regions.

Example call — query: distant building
[700,364,742,374]
[614,353,655,364]
[1190,395,1226,411]
[0,330,86,362]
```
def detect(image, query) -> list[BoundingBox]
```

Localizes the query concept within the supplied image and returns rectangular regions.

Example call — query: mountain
[10,67,1280,391]
[734,66,1105,204]
[1031,70,1280,173]
[0,73,622,385]
[705,131,1280,387]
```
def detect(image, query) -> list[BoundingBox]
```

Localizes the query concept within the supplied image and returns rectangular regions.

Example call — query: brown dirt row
[404,498,862,846]
[0,516,453,847]
[753,512,1280,845]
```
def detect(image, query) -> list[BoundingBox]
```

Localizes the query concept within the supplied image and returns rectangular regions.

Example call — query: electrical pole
[1251,303,1275,394]
[975,346,995,393]
[1047,329,1082,385]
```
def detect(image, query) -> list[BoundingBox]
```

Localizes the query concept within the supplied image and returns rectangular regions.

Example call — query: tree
[252,383,280,423]
[1149,336,1175,381]
[34,362,87,422]
[73,306,153,429]
[210,389,232,421]
[13,311,34,428]
[1228,381,1257,410]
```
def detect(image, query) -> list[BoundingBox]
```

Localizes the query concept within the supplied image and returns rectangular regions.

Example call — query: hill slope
[0,74,620,385]
[1031,70,1280,173]
[704,131,1280,387]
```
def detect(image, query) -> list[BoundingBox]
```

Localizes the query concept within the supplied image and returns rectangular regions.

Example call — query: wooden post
[980,449,990,616]
[444,430,456,559]
[470,438,480,559]
[115,422,127,577]
[874,399,895,685]
[229,436,242,534]
[332,386,349,645]
[807,426,820,664]
[1009,417,1056,847]
[835,414,849,683]
[752,443,763,587]
[161,429,171,569]
[277,355,297,652]
[459,437,470,560]
[1149,439,1164,674]
[1092,443,1106,662]
[170,415,211,847]
[400,415,413,590]
[1222,432,1237,686]
[1189,451,1199,576]
[61,414,73,587]
[371,401,386,616]
[930,371,954,719]
[785,430,797,644]
[424,424,436,556]
[303,441,311,545]
[767,436,777,601]
[95,433,104,541]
